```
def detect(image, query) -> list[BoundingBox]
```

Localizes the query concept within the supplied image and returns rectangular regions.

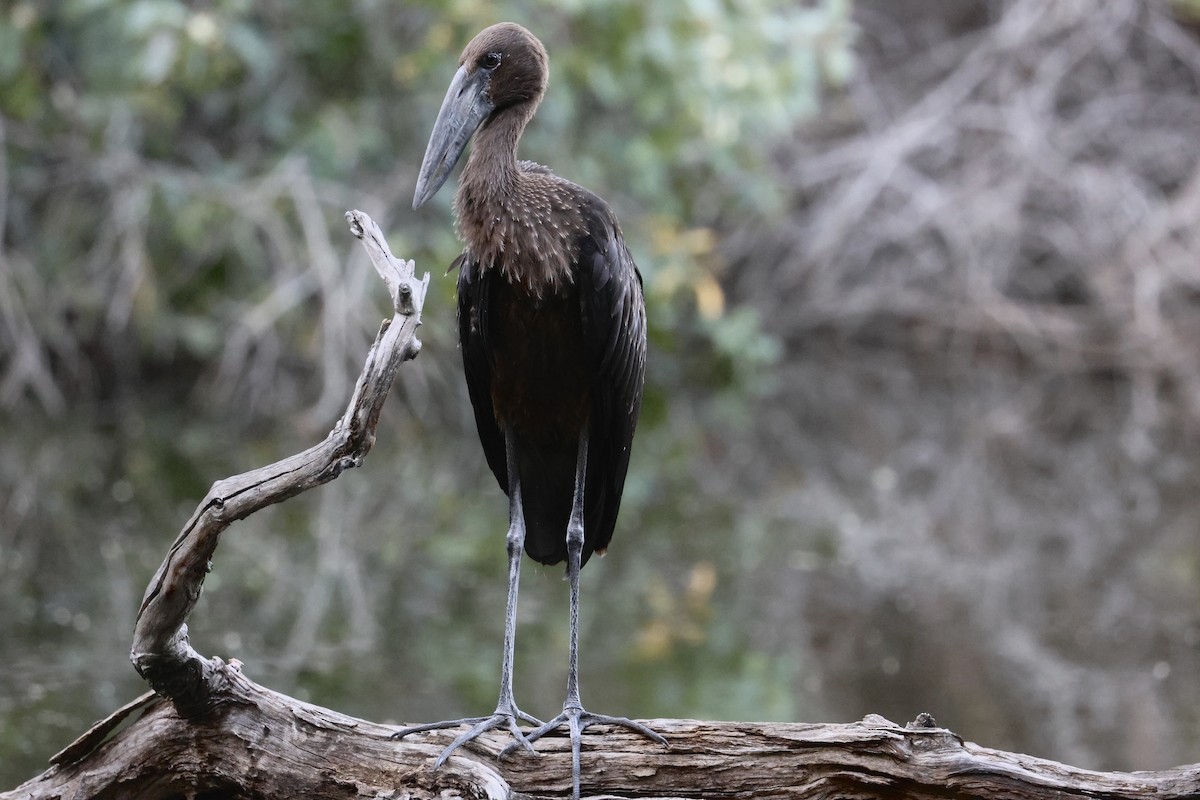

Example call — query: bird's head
[412,23,549,210]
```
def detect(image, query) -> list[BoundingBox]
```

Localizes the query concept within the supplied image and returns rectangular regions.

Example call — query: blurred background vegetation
[3,0,1200,788]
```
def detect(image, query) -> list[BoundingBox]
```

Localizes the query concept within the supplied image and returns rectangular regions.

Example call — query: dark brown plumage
[392,22,663,800]
[447,24,645,569]
[457,190,645,567]
[418,21,647,568]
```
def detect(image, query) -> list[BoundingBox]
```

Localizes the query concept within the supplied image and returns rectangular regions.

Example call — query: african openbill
[391,21,665,799]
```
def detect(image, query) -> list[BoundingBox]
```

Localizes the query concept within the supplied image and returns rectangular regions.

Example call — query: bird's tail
[515,437,586,567]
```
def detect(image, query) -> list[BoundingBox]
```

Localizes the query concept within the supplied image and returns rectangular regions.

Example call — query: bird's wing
[457,252,509,493]
[577,199,648,555]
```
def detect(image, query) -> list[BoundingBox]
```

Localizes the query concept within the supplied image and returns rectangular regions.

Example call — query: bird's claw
[499,705,667,799]
[500,707,666,756]
[392,706,544,766]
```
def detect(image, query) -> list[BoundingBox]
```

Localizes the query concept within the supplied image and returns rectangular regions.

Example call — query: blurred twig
[722,0,1200,768]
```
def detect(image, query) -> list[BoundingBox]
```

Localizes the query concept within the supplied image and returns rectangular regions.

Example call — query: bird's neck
[459,106,529,205]
[454,102,579,297]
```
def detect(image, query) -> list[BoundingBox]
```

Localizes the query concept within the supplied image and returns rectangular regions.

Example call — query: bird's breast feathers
[456,170,590,298]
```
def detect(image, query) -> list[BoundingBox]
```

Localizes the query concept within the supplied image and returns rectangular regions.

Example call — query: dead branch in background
[718,0,1200,767]
[732,0,1200,395]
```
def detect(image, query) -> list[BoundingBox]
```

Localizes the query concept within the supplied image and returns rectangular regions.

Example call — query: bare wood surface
[6,659,1198,799]
[6,212,1197,799]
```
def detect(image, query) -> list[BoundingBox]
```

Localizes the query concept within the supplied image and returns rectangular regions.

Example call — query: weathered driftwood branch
[129,209,429,710]
[8,671,1199,800]
[5,212,1199,799]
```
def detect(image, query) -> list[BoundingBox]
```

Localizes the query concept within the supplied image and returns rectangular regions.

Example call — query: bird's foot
[500,704,667,800]
[503,704,667,754]
[392,704,543,768]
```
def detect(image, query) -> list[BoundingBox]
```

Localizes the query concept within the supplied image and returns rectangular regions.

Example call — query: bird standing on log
[391,22,665,799]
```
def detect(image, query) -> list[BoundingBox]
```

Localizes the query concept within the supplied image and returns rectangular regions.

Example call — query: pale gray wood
[7,664,1198,799]
[129,210,428,708]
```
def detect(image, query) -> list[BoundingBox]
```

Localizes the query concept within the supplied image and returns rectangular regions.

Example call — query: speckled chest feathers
[455,158,586,298]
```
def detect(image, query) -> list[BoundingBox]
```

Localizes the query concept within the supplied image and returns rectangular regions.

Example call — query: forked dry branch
[126,210,428,709]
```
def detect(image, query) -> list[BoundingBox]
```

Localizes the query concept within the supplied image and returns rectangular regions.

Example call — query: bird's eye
[480,52,502,70]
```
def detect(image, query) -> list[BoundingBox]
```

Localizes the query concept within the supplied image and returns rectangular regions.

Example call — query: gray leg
[392,428,541,763]
[504,429,666,800]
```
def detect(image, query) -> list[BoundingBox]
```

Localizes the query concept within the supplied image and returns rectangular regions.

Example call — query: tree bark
[6,672,1198,799]
[5,212,1197,800]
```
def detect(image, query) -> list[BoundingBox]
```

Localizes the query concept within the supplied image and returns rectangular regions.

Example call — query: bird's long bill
[412,65,494,209]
